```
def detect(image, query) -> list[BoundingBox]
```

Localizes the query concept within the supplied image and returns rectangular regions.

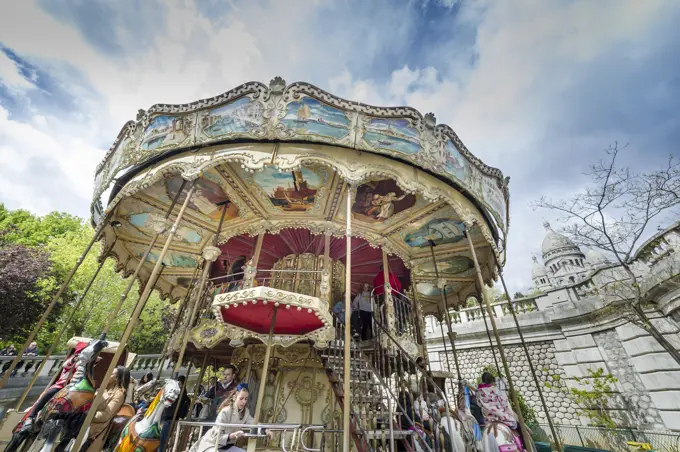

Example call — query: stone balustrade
[424,298,539,332]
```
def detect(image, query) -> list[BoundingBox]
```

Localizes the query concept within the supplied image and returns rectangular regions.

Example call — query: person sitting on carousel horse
[476,372,522,439]
[191,383,272,452]
[20,341,89,432]
[81,365,130,452]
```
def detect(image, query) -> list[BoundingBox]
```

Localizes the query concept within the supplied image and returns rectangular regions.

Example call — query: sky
[1,0,679,293]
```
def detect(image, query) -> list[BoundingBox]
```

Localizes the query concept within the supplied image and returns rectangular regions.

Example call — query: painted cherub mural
[352,179,416,223]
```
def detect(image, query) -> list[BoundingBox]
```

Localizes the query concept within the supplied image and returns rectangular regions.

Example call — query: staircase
[319,317,421,452]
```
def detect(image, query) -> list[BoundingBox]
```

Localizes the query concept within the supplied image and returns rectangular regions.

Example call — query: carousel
[0,78,560,452]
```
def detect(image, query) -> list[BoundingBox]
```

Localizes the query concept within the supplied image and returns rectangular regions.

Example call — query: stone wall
[438,341,581,425]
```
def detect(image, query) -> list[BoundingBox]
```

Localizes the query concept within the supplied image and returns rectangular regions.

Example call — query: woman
[352,283,374,340]
[82,366,130,452]
[476,372,518,429]
[192,383,256,452]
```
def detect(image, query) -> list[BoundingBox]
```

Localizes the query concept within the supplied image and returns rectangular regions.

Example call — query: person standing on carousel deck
[226,255,247,292]
[352,283,374,340]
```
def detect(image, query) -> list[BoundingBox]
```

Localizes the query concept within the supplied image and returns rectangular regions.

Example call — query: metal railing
[531,423,680,452]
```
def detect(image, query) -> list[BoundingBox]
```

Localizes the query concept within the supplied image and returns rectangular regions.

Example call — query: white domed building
[531,221,611,288]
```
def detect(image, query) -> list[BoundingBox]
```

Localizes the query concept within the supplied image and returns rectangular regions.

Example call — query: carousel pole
[343,185,353,452]
[0,221,108,389]
[157,264,200,379]
[13,239,115,410]
[382,250,395,332]
[247,308,279,452]
[173,201,229,374]
[493,254,562,451]
[465,231,534,452]
[72,180,198,452]
[479,286,502,375]
[428,243,463,388]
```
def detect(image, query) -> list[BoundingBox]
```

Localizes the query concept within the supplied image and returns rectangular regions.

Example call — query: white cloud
[0,0,677,294]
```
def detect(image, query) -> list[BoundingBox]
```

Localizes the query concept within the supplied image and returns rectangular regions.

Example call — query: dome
[532,256,547,279]
[586,248,609,267]
[541,221,580,258]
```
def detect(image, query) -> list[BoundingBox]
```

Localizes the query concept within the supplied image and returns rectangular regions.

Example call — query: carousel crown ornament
[59,78,560,452]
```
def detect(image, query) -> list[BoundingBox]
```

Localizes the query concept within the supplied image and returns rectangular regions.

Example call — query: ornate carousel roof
[90,78,510,315]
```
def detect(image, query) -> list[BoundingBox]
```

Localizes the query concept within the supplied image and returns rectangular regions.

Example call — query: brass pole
[248,308,279,452]
[187,352,210,420]
[0,222,107,389]
[494,254,562,451]
[428,243,463,386]
[381,249,393,332]
[157,264,200,379]
[466,231,534,452]
[72,180,197,451]
[343,185,352,452]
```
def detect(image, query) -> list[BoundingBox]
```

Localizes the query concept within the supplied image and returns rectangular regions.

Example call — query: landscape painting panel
[253,167,322,212]
[281,97,351,140]
[443,140,469,183]
[140,115,189,151]
[201,97,264,138]
[363,118,421,155]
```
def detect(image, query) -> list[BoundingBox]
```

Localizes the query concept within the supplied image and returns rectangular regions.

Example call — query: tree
[0,242,54,339]
[544,368,619,428]
[533,143,680,364]
[513,292,525,300]
[37,223,170,354]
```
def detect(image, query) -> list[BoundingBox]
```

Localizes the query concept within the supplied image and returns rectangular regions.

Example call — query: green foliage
[465,296,479,307]
[475,363,537,425]
[544,367,619,428]
[0,204,82,247]
[0,204,169,355]
[513,292,525,300]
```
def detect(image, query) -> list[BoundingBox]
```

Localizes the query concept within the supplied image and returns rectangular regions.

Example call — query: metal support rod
[343,185,352,452]
[157,264,200,379]
[174,200,229,374]
[13,243,112,410]
[479,290,502,375]
[72,180,197,452]
[466,231,534,452]
[494,254,562,451]
[187,352,210,420]
[428,243,463,388]
[0,223,107,389]
[382,249,394,332]
[248,307,278,452]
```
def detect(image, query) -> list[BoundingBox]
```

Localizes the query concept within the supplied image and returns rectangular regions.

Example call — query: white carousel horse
[481,421,524,452]
[438,412,468,452]
[114,379,181,452]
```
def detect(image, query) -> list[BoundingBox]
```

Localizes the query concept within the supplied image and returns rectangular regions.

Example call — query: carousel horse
[114,378,181,452]
[438,387,480,452]
[102,404,136,451]
[481,422,524,452]
[25,334,109,452]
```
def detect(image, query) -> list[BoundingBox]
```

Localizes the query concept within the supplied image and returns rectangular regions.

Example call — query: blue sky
[1,0,678,292]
